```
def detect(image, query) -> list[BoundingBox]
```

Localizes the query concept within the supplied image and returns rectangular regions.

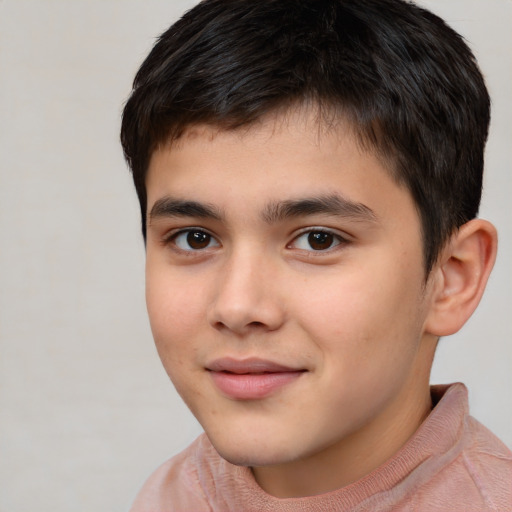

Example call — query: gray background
[0,1,510,511]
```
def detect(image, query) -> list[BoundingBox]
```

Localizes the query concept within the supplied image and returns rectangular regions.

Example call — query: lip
[206,357,306,400]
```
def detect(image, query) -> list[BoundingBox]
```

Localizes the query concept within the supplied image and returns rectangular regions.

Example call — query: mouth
[206,357,307,400]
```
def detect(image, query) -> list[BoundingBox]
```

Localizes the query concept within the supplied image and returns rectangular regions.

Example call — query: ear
[424,219,497,337]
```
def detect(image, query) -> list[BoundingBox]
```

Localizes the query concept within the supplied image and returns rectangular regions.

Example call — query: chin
[207,432,298,468]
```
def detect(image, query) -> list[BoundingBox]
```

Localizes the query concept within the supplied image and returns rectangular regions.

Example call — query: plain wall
[0,1,510,511]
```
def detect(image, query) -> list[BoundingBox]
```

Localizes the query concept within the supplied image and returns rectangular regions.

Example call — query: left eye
[173,230,220,251]
[292,230,343,251]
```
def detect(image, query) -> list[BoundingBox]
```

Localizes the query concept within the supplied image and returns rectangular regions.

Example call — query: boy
[121,0,512,509]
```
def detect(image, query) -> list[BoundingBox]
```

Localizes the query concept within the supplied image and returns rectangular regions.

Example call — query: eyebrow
[148,194,377,225]
[149,197,223,222]
[262,194,377,224]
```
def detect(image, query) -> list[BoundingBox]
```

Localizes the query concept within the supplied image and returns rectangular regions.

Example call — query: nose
[207,247,285,336]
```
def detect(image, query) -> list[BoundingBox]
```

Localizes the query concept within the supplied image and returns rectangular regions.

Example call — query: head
[120,0,497,498]
[121,0,490,275]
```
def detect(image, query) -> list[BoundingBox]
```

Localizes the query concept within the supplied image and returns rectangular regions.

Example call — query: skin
[144,110,446,498]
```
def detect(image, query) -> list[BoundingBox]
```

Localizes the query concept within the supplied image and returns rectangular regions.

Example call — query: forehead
[145,109,415,226]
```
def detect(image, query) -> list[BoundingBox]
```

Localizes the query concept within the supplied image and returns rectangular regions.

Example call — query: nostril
[212,319,273,334]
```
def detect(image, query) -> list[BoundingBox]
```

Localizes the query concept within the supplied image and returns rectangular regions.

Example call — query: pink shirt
[130,383,512,511]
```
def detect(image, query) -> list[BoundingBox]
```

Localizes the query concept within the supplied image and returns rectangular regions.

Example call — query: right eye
[172,229,220,251]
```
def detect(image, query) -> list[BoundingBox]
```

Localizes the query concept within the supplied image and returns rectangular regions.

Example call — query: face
[145,110,438,496]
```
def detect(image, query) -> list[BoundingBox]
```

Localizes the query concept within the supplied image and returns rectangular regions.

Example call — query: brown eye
[307,231,335,250]
[291,230,343,252]
[187,231,210,249]
[173,230,219,251]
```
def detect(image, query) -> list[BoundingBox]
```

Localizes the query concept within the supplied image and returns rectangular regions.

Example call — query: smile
[206,358,306,400]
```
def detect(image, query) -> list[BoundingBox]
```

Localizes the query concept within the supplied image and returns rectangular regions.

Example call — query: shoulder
[129,433,262,512]
[399,384,512,511]
[458,416,512,509]
[129,434,216,512]
[414,405,512,510]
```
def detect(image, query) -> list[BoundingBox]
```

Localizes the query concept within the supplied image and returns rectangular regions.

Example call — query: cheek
[145,270,207,364]
[295,263,424,365]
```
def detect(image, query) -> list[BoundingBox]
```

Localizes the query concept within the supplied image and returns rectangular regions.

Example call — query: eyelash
[163,228,219,253]
[163,226,349,254]
[288,228,349,253]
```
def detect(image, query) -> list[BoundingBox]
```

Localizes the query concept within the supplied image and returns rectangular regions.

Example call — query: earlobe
[424,219,497,337]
